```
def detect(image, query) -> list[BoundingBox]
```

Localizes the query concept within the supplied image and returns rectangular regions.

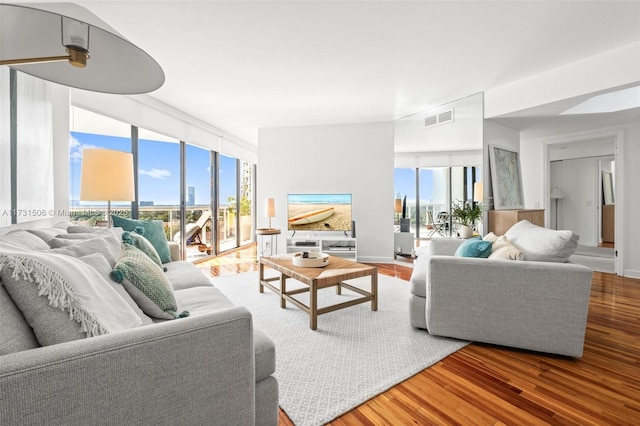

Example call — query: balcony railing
[69,204,252,261]
[397,202,452,238]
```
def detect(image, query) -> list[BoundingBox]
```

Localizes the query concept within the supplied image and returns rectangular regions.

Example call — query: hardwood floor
[198,244,640,425]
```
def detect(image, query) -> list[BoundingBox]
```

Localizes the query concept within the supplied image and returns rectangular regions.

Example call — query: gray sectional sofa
[0,223,278,425]
[410,220,593,357]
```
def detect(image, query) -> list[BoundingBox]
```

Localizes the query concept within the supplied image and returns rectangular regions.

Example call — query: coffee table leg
[310,281,317,330]
[280,274,287,308]
[259,262,264,293]
[371,272,378,311]
[336,282,341,295]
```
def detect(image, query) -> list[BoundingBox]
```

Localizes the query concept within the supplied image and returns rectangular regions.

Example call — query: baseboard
[358,256,394,263]
[623,269,640,279]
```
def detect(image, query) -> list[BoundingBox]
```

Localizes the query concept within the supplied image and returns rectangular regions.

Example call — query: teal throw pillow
[111,216,172,263]
[454,237,492,258]
[122,231,164,270]
[111,245,187,320]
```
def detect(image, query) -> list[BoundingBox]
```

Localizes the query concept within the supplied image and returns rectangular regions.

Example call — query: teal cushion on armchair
[111,216,172,263]
[454,237,492,258]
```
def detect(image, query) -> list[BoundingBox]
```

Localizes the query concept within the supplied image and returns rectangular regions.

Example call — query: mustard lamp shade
[80,149,134,202]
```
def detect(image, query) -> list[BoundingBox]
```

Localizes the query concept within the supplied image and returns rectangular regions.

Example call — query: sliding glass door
[395,165,481,239]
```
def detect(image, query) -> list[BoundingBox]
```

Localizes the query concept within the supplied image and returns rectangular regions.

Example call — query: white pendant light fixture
[0,3,164,94]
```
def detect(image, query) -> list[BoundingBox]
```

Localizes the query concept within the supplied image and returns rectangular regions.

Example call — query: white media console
[286,235,357,261]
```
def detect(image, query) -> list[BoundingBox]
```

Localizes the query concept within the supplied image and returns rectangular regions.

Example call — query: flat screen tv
[287,194,352,232]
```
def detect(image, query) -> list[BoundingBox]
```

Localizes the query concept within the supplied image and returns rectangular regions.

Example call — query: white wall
[394,93,483,168]
[258,122,395,262]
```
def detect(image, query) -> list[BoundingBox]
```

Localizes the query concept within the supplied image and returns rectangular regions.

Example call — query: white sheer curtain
[15,71,54,224]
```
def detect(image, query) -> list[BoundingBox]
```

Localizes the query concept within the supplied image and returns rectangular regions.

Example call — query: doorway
[545,132,623,275]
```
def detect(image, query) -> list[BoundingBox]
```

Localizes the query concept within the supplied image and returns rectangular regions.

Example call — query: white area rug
[213,271,467,426]
[574,245,615,258]
[570,245,615,273]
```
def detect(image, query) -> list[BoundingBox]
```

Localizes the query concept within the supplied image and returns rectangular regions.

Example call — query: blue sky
[70,132,238,206]
[394,168,433,203]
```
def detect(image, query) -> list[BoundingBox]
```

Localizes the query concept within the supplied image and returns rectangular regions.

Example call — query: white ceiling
[24,1,640,148]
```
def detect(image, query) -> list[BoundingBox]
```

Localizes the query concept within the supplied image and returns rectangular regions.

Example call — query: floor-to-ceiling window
[219,154,238,252]
[395,165,481,239]
[69,107,132,223]
[136,128,181,246]
[239,160,254,246]
[69,107,255,261]
[418,167,448,237]
[185,143,214,260]
[394,168,416,232]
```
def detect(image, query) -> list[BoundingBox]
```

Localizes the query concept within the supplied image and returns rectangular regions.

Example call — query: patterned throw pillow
[111,216,172,263]
[111,245,187,320]
[122,231,164,269]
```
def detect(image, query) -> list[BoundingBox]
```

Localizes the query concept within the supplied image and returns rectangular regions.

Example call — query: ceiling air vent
[424,115,438,127]
[438,109,454,123]
[424,108,455,128]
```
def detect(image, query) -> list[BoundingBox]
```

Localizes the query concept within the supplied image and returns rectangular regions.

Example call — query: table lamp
[394,198,402,224]
[265,197,276,229]
[80,149,135,227]
[473,182,483,203]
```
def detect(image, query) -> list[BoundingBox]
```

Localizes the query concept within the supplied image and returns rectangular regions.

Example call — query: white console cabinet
[286,236,357,261]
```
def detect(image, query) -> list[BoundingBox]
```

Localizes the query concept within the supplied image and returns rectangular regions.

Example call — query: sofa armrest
[426,256,592,357]
[168,241,181,261]
[0,307,256,425]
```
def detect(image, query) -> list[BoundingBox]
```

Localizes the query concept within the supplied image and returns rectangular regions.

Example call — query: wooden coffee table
[259,254,378,330]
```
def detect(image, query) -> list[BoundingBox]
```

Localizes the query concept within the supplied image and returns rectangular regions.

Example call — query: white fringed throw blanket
[0,246,141,336]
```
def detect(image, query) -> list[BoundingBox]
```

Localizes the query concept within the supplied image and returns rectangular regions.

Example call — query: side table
[256,228,281,257]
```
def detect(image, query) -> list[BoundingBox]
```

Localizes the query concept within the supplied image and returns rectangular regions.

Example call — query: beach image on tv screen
[287,194,352,231]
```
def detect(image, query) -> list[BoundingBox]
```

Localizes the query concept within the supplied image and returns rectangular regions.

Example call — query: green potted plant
[451,200,483,238]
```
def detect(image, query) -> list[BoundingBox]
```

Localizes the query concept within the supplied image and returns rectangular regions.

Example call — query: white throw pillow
[483,232,524,260]
[505,220,578,262]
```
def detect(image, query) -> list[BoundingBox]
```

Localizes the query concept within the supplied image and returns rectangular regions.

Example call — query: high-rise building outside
[187,186,195,206]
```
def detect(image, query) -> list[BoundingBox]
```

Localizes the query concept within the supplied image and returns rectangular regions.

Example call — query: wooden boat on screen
[288,207,335,225]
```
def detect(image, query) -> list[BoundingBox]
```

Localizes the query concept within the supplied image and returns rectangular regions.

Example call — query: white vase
[459,225,473,239]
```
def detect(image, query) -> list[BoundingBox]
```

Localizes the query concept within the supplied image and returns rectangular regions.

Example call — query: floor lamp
[0,3,164,94]
[550,186,566,230]
[80,149,135,227]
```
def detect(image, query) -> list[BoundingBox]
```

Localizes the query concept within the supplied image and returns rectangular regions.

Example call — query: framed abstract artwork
[489,145,524,210]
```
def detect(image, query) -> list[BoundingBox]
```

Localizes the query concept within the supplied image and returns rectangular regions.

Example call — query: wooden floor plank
[200,244,640,425]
